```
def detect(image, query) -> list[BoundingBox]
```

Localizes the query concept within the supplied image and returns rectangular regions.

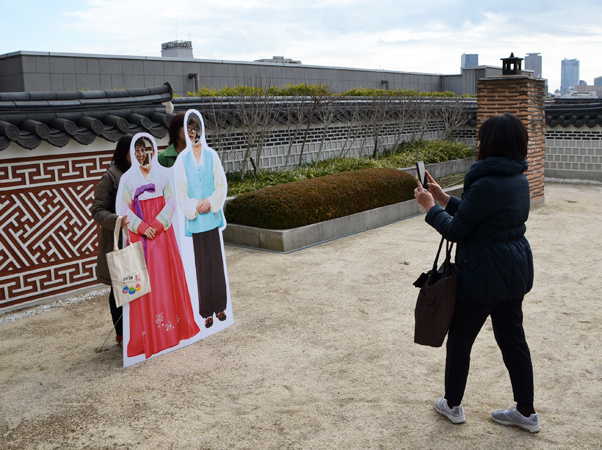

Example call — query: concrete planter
[222,158,473,252]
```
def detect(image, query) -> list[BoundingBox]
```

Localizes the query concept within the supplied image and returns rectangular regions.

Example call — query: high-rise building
[525,53,542,78]
[561,58,580,95]
[594,76,602,86]
[461,53,478,68]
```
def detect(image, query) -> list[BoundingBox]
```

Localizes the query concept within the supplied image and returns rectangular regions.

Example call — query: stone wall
[544,126,602,181]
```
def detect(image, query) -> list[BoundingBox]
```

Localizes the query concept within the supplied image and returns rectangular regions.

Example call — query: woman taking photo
[91,134,132,346]
[414,113,539,432]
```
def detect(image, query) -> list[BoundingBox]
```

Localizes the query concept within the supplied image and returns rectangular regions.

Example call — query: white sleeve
[175,157,199,221]
[207,150,227,213]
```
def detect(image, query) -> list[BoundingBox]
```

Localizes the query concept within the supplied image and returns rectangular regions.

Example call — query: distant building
[575,84,602,98]
[254,56,301,64]
[161,40,193,58]
[525,53,542,78]
[461,53,478,68]
[561,58,580,95]
[579,80,587,86]
[594,76,602,86]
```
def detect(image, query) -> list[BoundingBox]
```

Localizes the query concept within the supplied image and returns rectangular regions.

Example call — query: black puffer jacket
[425,157,534,303]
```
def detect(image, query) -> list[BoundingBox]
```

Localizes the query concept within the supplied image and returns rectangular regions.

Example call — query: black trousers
[108,288,123,336]
[192,227,228,319]
[444,296,534,406]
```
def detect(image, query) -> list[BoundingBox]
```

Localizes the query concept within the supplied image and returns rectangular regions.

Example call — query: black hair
[167,111,186,146]
[477,113,528,161]
[112,134,133,173]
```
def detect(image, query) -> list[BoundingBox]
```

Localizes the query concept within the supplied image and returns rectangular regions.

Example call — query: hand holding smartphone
[416,161,429,190]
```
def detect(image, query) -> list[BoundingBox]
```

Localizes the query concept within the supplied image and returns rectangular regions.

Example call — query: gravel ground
[0,182,601,450]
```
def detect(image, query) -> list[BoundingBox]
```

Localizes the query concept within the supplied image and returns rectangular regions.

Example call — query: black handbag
[413,236,459,347]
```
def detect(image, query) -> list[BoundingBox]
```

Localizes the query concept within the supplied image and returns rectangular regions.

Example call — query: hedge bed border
[222,157,475,253]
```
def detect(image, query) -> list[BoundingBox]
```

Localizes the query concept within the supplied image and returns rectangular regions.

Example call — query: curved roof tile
[0,83,173,150]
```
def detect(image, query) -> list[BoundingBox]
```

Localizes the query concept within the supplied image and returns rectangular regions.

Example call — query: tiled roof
[0,83,173,150]
[2,89,602,151]
[544,100,602,128]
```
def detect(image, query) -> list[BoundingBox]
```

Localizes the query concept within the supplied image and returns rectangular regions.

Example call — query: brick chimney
[477,72,546,204]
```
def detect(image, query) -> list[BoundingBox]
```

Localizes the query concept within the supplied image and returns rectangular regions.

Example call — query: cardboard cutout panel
[116,123,233,367]
[173,110,233,333]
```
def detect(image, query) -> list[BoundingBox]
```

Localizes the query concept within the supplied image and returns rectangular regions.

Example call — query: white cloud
[2,0,602,92]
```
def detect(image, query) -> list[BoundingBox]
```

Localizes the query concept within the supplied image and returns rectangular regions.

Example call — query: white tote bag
[106,217,151,307]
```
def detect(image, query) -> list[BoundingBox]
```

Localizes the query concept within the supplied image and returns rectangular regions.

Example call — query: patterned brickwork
[477,76,546,201]
[0,151,113,308]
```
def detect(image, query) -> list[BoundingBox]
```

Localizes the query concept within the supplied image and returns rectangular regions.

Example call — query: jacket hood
[465,157,528,190]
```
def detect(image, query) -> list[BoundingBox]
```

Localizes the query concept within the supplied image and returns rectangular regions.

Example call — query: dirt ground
[1,182,601,450]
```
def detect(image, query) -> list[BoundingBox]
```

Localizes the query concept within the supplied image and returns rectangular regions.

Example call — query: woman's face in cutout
[134,140,153,167]
[187,118,201,144]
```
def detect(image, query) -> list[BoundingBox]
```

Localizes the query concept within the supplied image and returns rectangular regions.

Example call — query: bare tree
[315,93,338,163]
[283,94,312,169]
[297,84,331,167]
[234,79,279,179]
[410,95,436,142]
[338,99,363,158]
[436,97,471,141]
[368,92,394,158]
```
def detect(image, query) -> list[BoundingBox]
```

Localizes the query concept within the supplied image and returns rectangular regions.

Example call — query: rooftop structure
[161,40,193,58]
[254,56,301,64]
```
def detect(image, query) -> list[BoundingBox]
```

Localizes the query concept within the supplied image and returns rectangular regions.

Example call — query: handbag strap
[431,235,445,272]
[442,239,455,274]
[432,236,455,273]
[112,216,122,252]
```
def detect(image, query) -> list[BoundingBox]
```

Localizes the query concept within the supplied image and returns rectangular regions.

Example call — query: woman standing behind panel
[91,134,132,346]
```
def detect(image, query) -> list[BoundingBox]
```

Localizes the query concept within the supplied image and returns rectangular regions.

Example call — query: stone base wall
[544,126,602,181]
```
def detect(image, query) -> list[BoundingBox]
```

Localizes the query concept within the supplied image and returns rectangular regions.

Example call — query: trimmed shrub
[226,168,417,230]
[227,139,474,196]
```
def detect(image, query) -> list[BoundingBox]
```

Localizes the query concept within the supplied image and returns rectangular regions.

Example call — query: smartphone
[416,161,429,189]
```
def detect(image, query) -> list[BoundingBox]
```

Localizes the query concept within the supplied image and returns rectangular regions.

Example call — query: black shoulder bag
[413,236,459,347]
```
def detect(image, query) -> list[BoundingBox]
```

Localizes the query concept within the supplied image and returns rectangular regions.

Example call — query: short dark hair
[477,113,528,161]
[187,116,201,133]
[112,134,133,173]
[167,111,186,146]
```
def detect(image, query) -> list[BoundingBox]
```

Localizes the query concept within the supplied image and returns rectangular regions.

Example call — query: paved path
[1,183,601,449]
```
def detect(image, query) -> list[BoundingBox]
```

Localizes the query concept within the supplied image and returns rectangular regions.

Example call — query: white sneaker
[435,397,466,424]
[491,405,541,433]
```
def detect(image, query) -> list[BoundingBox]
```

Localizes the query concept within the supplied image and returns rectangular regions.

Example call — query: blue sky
[2,0,602,92]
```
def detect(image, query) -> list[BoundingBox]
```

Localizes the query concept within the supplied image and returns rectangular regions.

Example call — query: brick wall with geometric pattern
[0,151,114,309]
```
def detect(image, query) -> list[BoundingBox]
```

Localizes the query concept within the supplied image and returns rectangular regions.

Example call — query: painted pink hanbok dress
[121,165,200,358]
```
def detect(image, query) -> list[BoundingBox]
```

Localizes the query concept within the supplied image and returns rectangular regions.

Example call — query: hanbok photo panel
[172,110,234,335]
[116,130,233,368]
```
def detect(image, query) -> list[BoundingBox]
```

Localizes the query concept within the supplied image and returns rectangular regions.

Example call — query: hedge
[225,168,417,230]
